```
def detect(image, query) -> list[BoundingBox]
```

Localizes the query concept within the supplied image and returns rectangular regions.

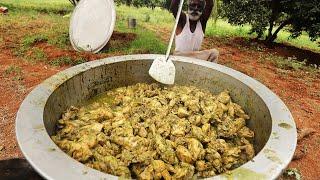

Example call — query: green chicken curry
[52,83,255,179]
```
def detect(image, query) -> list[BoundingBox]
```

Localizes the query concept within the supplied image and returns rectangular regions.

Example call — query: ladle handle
[165,0,184,61]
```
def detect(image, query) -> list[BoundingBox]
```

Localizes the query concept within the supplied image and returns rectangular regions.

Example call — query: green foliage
[287,1,320,42]
[221,0,320,43]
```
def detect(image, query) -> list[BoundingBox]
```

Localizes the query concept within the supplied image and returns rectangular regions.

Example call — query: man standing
[171,0,219,62]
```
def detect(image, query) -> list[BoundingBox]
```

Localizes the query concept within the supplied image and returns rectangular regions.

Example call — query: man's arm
[170,0,186,28]
[170,0,180,18]
[200,0,214,29]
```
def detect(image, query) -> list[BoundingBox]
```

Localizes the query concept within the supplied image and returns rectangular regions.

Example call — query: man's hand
[170,0,182,18]
[200,0,214,30]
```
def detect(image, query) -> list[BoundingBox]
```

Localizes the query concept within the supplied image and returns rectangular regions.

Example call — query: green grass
[22,34,48,47]
[50,56,87,66]
[49,56,72,66]
[27,47,47,62]
[104,21,167,54]
[0,0,72,14]
[116,5,320,52]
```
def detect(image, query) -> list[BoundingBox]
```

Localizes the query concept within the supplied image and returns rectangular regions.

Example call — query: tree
[221,0,320,44]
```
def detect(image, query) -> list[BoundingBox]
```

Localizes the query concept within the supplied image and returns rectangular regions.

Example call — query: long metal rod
[165,0,184,61]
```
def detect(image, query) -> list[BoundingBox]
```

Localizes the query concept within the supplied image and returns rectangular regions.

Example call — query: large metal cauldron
[16,54,297,180]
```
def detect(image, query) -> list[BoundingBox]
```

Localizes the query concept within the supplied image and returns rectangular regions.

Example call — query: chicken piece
[94,142,120,156]
[138,127,148,137]
[217,91,231,104]
[217,118,245,138]
[232,103,250,119]
[168,98,177,107]
[202,123,210,134]
[79,123,103,134]
[152,160,172,180]
[61,106,79,120]
[171,120,190,137]
[78,108,112,122]
[177,107,189,118]
[176,145,193,164]
[207,139,229,153]
[56,121,79,137]
[132,164,148,178]
[237,126,254,138]
[111,119,134,137]
[149,99,162,109]
[92,154,131,178]
[228,104,235,118]
[196,160,208,171]
[139,165,154,180]
[173,162,195,180]
[78,134,97,148]
[240,144,255,160]
[155,134,178,164]
[205,148,221,161]
[90,108,114,120]
[185,99,200,112]
[198,170,216,178]
[201,103,218,115]
[188,115,202,126]
[191,125,205,142]
[118,148,156,166]
[157,123,171,138]
[166,91,176,100]
[55,139,93,162]
[222,147,241,169]
[204,129,217,143]
[96,132,108,144]
[187,138,205,161]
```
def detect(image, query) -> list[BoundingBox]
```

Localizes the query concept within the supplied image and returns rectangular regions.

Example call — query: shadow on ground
[0,159,42,180]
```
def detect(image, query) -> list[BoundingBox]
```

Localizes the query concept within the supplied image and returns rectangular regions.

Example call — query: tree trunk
[266,0,280,40]
[265,18,293,44]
